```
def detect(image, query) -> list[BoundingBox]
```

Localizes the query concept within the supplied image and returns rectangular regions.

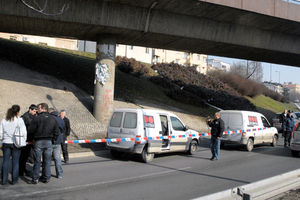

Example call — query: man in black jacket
[207,112,225,161]
[60,110,70,163]
[19,104,37,176]
[29,103,59,184]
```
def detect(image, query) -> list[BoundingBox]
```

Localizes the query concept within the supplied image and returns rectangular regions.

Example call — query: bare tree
[231,61,263,82]
[20,0,69,16]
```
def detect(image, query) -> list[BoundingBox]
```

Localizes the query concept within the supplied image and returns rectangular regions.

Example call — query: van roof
[113,108,172,114]
[220,110,263,116]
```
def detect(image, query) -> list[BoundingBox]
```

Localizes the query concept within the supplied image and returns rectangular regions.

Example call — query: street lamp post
[275,71,281,84]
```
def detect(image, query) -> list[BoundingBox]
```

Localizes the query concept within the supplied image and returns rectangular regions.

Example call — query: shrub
[116,56,150,77]
[151,63,256,111]
[210,71,287,102]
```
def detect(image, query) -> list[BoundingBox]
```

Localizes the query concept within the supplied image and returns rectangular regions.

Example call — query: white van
[106,108,200,162]
[220,110,278,151]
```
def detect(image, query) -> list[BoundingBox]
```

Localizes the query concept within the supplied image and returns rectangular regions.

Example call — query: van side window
[170,116,185,131]
[123,112,137,129]
[110,112,123,127]
[160,115,168,135]
[261,117,271,127]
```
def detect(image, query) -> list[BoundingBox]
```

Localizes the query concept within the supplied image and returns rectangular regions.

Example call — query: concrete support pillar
[93,38,116,122]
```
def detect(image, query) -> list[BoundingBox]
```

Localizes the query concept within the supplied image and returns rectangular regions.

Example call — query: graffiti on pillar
[94,63,110,85]
[101,89,113,114]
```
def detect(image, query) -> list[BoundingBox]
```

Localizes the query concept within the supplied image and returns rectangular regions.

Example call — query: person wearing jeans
[207,112,224,161]
[32,140,53,182]
[0,105,27,185]
[2,144,21,185]
[49,108,65,179]
[29,103,59,184]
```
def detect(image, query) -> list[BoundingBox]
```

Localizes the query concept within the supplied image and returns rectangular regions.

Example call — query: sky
[209,55,300,85]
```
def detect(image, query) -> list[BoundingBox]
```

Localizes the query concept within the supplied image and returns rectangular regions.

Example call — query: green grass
[247,95,298,113]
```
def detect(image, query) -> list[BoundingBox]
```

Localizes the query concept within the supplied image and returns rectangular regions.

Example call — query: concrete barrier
[192,169,300,200]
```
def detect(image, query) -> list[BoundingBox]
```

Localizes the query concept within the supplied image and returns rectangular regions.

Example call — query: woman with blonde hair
[0,105,27,185]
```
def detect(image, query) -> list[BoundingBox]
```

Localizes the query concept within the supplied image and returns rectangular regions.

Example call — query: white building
[0,32,78,50]
[263,82,283,94]
[207,58,231,72]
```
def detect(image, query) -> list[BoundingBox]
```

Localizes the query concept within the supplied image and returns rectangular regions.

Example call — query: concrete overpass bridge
[0,0,300,122]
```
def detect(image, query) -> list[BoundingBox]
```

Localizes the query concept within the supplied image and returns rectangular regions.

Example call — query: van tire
[246,138,254,152]
[291,150,299,157]
[188,140,198,155]
[271,135,278,147]
[141,147,154,163]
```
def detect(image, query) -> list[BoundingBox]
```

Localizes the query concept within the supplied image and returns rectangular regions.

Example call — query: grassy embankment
[0,38,297,119]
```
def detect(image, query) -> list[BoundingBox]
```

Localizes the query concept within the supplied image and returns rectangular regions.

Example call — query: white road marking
[7,167,191,198]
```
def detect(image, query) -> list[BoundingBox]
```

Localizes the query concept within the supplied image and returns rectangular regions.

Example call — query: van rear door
[107,111,137,149]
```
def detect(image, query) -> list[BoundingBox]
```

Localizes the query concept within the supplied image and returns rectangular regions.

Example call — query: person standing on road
[280,109,288,137]
[283,110,295,147]
[60,110,70,164]
[19,104,38,177]
[49,108,65,179]
[207,112,224,161]
[29,103,59,184]
[0,105,27,185]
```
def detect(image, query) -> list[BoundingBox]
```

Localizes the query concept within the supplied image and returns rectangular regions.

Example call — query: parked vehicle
[272,112,300,133]
[106,108,200,162]
[291,122,300,157]
[272,113,283,133]
[294,112,300,119]
[220,110,278,152]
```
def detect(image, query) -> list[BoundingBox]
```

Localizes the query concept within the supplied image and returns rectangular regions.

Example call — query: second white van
[220,110,278,151]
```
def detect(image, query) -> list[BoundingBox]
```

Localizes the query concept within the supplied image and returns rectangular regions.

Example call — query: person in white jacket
[0,105,27,185]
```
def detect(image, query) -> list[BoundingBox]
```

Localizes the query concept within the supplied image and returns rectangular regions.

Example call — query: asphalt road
[1,138,299,200]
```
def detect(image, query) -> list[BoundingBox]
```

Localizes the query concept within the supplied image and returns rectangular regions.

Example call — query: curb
[68,149,109,159]
[192,169,300,200]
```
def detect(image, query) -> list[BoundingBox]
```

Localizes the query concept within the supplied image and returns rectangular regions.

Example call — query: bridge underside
[0,0,300,66]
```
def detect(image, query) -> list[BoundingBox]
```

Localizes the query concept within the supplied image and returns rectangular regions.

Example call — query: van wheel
[291,150,299,157]
[246,138,254,152]
[188,140,198,155]
[271,135,278,147]
[141,147,154,163]
[110,150,123,159]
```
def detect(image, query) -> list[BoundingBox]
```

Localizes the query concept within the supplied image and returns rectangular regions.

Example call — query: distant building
[0,32,78,50]
[263,82,283,94]
[283,82,300,101]
[207,58,231,72]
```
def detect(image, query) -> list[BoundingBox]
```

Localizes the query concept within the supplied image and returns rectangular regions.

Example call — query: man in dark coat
[29,103,59,184]
[49,108,65,178]
[60,110,70,163]
[283,110,295,147]
[280,109,288,136]
[19,104,37,176]
[207,112,225,161]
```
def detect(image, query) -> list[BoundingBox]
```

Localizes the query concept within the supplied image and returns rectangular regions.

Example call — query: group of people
[280,109,295,147]
[0,103,70,185]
